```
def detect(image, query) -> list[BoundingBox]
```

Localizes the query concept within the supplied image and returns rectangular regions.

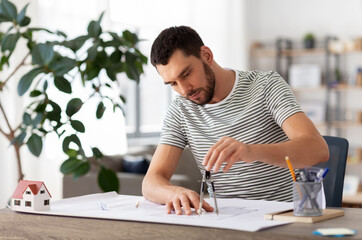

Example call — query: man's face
[157,50,215,105]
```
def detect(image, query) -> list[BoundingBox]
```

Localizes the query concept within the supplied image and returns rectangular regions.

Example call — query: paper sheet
[13,192,292,232]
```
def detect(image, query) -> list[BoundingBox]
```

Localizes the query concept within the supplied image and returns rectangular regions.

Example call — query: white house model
[11,180,51,212]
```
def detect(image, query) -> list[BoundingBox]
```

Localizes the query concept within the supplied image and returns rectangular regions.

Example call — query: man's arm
[203,112,329,172]
[142,144,214,215]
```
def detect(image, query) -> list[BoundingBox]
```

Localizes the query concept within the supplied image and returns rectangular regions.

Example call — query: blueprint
[12,192,293,232]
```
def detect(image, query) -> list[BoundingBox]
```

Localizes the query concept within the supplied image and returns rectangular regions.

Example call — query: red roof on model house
[11,180,52,199]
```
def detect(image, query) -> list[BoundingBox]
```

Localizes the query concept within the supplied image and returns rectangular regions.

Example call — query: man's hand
[202,136,250,172]
[165,189,214,215]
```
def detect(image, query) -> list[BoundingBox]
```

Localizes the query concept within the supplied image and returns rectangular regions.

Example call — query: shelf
[342,192,362,206]
[251,46,325,58]
[292,85,327,92]
[329,84,362,91]
[292,84,362,92]
[331,121,362,128]
[251,42,362,58]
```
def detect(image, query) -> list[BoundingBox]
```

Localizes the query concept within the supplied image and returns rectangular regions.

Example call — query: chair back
[314,136,349,207]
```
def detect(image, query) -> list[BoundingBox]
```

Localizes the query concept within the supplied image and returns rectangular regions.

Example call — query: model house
[11,180,51,212]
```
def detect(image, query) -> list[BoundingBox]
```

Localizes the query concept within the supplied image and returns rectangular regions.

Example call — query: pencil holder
[293,181,323,216]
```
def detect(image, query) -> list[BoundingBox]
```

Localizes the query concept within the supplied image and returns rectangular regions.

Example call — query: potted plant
[303,33,316,49]
[0,0,147,192]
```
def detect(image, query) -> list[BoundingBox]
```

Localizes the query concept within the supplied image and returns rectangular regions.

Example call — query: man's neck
[209,63,236,104]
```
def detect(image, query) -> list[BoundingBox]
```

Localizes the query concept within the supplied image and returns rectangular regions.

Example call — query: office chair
[314,136,349,207]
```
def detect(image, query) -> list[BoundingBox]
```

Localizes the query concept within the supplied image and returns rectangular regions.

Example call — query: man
[142,26,329,215]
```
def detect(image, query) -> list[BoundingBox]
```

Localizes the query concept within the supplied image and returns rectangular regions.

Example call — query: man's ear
[200,46,213,64]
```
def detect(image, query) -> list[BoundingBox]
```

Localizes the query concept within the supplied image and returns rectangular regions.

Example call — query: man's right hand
[165,188,214,215]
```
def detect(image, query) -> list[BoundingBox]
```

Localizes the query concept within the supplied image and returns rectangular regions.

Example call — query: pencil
[285,156,297,182]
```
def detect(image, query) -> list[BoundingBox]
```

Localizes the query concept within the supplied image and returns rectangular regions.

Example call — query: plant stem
[0,52,30,91]
[0,52,31,182]
[0,101,24,182]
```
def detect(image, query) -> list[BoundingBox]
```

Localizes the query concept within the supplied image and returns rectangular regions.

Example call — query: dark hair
[150,26,204,67]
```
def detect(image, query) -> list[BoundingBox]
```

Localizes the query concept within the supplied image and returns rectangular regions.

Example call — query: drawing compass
[198,170,219,215]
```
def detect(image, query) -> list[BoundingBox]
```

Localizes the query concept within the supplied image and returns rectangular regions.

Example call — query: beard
[186,62,216,105]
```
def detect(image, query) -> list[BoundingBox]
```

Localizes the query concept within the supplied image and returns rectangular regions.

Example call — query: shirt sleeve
[263,71,303,127]
[159,98,187,149]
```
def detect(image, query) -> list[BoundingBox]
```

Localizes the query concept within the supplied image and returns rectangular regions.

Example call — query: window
[40,190,45,194]
[26,191,31,195]
[14,200,21,206]
[33,0,247,150]
[25,201,31,207]
[44,199,50,206]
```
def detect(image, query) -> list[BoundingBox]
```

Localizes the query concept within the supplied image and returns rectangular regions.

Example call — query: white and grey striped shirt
[160,70,302,202]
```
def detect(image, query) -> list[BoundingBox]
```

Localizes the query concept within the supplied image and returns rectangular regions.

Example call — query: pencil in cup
[285,156,297,182]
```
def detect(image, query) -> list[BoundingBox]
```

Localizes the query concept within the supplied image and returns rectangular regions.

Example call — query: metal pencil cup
[293,181,323,216]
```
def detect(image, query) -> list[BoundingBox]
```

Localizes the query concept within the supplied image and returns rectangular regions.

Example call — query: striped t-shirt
[159,70,302,202]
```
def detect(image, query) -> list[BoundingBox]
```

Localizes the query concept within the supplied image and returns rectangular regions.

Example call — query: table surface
[1,207,362,240]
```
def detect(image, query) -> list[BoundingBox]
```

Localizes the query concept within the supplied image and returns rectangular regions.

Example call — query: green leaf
[31,43,54,66]
[29,90,42,97]
[98,166,119,192]
[95,50,107,66]
[48,100,61,114]
[60,158,83,175]
[73,161,90,179]
[87,12,104,38]
[17,67,44,96]
[62,35,88,52]
[43,79,48,91]
[27,27,54,35]
[32,113,43,127]
[87,44,98,61]
[19,16,30,27]
[123,30,138,45]
[55,30,67,38]
[110,49,122,62]
[54,76,72,93]
[0,54,9,69]
[124,63,140,83]
[27,133,43,157]
[49,55,76,76]
[119,95,126,103]
[66,149,78,158]
[84,62,100,81]
[23,112,32,125]
[106,68,117,81]
[0,0,17,21]
[92,147,103,159]
[96,102,105,119]
[46,101,63,125]
[1,32,20,52]
[66,98,83,117]
[87,21,102,38]
[15,3,29,24]
[62,134,82,153]
[35,102,46,113]
[70,120,85,133]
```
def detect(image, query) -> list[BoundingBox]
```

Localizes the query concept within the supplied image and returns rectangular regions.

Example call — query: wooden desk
[1,207,362,240]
